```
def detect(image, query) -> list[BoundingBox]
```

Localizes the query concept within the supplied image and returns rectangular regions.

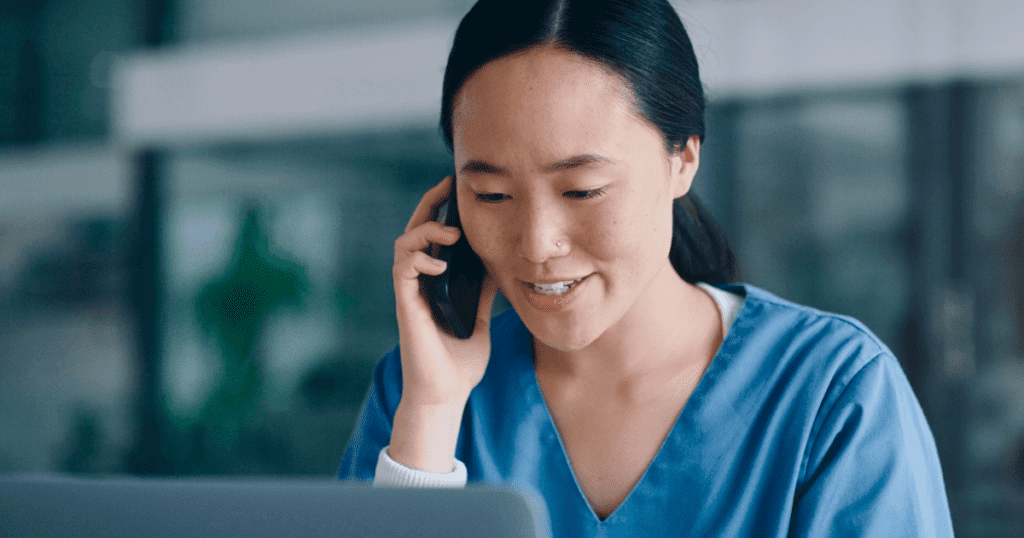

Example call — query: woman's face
[452,47,698,352]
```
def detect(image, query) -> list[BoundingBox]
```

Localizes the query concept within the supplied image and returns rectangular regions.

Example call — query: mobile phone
[420,176,486,339]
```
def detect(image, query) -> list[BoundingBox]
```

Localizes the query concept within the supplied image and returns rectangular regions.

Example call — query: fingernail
[444,226,459,233]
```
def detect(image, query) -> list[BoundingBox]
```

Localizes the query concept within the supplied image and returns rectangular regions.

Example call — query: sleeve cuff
[372,446,467,488]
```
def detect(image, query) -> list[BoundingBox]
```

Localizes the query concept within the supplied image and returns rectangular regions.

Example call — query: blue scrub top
[338,284,954,537]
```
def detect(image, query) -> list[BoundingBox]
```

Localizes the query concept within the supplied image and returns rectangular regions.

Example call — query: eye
[564,188,607,200]
[474,192,509,203]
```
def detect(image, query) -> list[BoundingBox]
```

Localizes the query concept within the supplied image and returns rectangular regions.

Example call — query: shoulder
[736,283,890,356]
[713,286,946,500]
[726,283,894,384]
[730,286,930,452]
[742,285,954,533]
[709,283,913,451]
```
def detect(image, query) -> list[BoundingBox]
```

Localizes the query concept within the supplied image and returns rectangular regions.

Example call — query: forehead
[451,47,655,162]
[452,47,638,125]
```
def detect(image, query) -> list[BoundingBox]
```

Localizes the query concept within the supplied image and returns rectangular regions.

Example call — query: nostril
[516,228,570,261]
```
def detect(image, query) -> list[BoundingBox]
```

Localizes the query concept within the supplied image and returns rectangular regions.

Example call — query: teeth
[531,278,581,295]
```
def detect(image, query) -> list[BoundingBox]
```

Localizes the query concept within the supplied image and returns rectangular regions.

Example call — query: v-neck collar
[518,283,751,526]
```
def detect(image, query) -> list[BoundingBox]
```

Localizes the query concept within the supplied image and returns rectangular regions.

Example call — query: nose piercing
[556,241,562,247]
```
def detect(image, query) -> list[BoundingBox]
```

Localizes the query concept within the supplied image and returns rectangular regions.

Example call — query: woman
[339,0,955,536]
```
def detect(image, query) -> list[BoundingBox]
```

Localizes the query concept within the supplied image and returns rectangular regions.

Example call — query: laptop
[0,474,551,538]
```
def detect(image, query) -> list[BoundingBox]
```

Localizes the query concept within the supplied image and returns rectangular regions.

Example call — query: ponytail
[669,193,739,285]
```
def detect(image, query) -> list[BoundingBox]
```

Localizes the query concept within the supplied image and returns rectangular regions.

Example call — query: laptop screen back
[0,475,551,538]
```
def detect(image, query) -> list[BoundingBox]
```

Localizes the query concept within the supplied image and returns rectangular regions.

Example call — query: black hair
[440,0,739,285]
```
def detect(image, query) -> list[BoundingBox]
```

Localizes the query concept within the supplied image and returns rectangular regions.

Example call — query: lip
[519,274,590,312]
[520,276,588,285]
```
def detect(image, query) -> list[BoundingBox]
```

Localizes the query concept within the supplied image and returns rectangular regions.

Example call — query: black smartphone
[420,176,486,339]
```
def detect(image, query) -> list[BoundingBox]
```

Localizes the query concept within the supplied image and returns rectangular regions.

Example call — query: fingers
[393,221,460,309]
[404,176,453,233]
[394,221,461,263]
[393,250,447,282]
[393,249,449,312]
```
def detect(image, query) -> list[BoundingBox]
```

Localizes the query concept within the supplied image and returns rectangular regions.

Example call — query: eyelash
[474,193,507,203]
[474,188,606,204]
[565,188,606,200]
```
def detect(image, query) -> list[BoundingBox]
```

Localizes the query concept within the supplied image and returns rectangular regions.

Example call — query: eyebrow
[459,154,612,177]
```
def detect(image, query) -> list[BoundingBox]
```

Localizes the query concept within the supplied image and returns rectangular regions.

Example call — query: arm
[336,176,496,486]
[337,347,468,488]
[790,354,954,537]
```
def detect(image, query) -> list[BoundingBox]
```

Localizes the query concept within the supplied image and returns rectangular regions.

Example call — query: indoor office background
[0,0,1021,536]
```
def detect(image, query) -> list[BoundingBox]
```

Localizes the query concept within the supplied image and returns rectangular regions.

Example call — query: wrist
[400,377,475,408]
[389,398,467,473]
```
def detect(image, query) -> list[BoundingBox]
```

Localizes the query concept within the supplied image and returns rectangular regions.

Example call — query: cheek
[583,193,673,265]
[461,206,506,265]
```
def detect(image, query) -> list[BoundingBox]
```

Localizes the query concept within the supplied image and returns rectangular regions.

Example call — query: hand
[393,175,499,405]
[389,176,499,472]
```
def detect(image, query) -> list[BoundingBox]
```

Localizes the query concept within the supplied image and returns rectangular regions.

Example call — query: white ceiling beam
[112,18,456,147]
[111,1,1024,145]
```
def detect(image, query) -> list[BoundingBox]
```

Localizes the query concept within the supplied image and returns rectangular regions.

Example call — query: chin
[498,277,612,353]
[520,311,605,353]
[536,338,590,353]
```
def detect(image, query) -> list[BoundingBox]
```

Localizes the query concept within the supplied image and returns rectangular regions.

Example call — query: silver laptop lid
[0,474,551,538]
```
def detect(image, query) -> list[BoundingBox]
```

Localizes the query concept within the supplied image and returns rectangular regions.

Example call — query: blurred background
[0,0,1021,535]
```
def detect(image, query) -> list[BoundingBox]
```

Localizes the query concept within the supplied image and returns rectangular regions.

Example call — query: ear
[669,135,700,199]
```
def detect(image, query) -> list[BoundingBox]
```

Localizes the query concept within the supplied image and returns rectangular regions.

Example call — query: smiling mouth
[526,276,586,296]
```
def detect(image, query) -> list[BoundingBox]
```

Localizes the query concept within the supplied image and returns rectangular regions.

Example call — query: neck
[533,261,722,393]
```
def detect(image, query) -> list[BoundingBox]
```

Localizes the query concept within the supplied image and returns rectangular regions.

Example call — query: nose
[514,197,570,264]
